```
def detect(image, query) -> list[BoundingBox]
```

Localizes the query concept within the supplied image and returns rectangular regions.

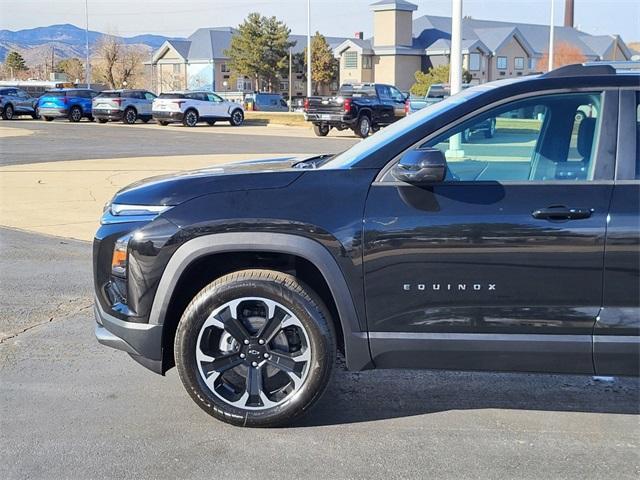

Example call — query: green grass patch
[244,111,308,127]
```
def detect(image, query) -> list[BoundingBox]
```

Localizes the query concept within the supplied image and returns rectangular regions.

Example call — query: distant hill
[0,24,178,65]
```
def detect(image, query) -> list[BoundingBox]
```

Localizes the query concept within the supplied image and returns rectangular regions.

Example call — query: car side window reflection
[421,92,603,182]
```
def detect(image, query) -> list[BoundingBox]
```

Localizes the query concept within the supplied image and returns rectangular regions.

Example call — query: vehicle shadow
[293,358,640,427]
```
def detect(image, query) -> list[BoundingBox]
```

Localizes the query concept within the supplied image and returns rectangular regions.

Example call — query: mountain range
[0,24,177,66]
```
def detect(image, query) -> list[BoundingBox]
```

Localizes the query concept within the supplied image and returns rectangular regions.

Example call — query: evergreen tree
[5,51,27,75]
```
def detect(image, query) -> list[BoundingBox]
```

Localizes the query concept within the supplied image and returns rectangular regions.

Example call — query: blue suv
[37,88,98,122]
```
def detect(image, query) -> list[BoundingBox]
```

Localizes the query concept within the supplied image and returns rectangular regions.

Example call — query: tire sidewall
[230,109,244,126]
[124,108,137,124]
[4,104,14,119]
[175,273,335,427]
[184,109,198,127]
[69,106,82,122]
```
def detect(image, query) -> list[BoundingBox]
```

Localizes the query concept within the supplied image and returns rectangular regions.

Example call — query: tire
[174,269,336,428]
[31,111,40,120]
[484,118,496,139]
[157,120,169,126]
[183,109,199,127]
[123,107,137,125]
[98,118,108,124]
[371,124,380,133]
[313,123,330,137]
[69,106,82,122]
[206,120,216,126]
[141,117,150,124]
[2,104,14,120]
[44,116,54,122]
[229,109,244,126]
[354,114,371,138]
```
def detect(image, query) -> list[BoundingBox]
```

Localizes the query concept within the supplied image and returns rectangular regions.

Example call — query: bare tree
[93,35,147,88]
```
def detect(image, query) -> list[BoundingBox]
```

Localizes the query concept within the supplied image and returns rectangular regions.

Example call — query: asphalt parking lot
[1,120,639,479]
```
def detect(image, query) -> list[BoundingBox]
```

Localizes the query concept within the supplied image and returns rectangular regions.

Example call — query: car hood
[111,156,309,206]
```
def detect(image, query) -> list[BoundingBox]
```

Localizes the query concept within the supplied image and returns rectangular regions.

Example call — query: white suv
[152,91,244,127]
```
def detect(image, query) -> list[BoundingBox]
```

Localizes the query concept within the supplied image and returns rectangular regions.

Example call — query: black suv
[94,64,640,427]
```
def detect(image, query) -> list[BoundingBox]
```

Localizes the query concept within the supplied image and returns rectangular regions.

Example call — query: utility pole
[448,0,464,157]
[548,0,555,71]
[85,0,91,87]
[306,0,312,98]
[288,47,293,112]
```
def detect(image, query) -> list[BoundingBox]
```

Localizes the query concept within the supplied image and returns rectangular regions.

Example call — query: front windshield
[319,83,498,170]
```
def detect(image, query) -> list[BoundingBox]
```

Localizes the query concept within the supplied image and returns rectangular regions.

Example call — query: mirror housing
[392,148,447,183]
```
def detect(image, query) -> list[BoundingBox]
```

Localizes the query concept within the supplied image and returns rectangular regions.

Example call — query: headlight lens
[101,203,173,224]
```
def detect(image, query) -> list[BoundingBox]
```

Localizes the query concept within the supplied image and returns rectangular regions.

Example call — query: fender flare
[149,232,373,371]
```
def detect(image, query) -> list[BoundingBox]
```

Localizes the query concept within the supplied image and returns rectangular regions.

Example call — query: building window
[529,58,537,70]
[469,53,480,71]
[344,51,358,69]
[362,55,372,69]
[173,64,181,74]
[220,63,230,73]
[514,57,524,70]
[497,56,507,70]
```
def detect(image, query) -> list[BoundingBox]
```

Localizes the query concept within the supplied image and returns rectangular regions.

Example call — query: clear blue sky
[1,0,638,41]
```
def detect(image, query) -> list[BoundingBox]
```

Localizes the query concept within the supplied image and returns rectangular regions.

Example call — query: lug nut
[251,361,258,367]
[258,339,265,345]
[243,339,250,345]
[263,353,270,359]
[239,353,246,359]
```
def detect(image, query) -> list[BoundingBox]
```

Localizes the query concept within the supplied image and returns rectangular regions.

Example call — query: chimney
[355,31,364,40]
[564,0,574,28]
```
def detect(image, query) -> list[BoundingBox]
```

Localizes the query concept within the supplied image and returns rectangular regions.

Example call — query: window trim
[614,89,639,181]
[375,87,619,184]
[496,56,508,70]
[344,51,358,69]
[514,57,524,70]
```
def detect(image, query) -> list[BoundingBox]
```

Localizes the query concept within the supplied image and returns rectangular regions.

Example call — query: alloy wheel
[231,110,244,126]
[125,109,137,124]
[186,111,198,126]
[70,107,82,122]
[195,297,312,410]
[360,117,370,137]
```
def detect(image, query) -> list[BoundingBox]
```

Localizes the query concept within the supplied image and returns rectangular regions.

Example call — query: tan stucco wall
[373,10,413,47]
[491,37,531,81]
[339,49,374,85]
[373,55,421,91]
[158,63,187,92]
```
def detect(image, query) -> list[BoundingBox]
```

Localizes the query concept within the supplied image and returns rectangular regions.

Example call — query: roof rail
[542,63,616,78]
[583,60,640,71]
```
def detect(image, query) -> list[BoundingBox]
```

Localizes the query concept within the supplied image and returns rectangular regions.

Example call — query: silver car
[92,89,157,124]
[0,87,38,120]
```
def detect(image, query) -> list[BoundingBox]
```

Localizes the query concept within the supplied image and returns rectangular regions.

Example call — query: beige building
[334,0,635,91]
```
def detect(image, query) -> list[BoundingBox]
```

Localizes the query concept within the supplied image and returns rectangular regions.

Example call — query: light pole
[288,47,293,111]
[548,0,555,71]
[306,0,312,99]
[85,0,91,88]
[448,0,464,157]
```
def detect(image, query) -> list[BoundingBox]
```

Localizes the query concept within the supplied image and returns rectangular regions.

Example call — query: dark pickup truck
[304,83,408,137]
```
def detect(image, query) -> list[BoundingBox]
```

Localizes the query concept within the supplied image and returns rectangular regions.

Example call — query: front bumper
[152,110,184,122]
[94,299,164,374]
[93,109,123,121]
[38,107,68,118]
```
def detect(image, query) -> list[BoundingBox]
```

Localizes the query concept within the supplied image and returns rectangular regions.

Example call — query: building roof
[152,27,349,63]
[412,15,631,60]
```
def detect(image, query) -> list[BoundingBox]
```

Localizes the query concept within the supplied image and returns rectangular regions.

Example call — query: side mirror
[391,148,447,183]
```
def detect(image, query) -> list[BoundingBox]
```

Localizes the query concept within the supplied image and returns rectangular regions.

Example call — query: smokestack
[355,31,363,40]
[564,0,574,28]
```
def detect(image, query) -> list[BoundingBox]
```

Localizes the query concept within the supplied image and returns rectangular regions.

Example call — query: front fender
[149,232,373,371]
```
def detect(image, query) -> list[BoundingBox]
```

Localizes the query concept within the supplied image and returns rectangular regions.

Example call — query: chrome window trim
[375,86,621,184]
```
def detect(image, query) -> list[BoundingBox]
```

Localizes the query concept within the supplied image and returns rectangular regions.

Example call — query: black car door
[375,85,396,125]
[593,89,640,376]
[363,89,618,374]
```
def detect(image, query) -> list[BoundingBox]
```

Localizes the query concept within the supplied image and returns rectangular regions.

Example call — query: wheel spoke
[258,304,290,341]
[266,350,309,390]
[200,352,243,378]
[217,301,250,342]
[245,365,264,406]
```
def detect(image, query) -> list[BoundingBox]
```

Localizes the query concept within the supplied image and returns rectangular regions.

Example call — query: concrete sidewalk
[0,153,284,240]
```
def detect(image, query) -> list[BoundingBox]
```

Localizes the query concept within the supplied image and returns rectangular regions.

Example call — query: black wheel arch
[149,232,372,374]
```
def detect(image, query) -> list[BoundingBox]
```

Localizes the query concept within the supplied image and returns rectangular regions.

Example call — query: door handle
[532,206,594,220]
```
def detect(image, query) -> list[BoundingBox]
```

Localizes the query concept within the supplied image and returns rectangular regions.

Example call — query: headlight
[101,203,173,225]
[111,234,131,277]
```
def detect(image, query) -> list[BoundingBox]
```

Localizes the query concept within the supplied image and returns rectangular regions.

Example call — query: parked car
[304,83,408,138]
[93,62,640,427]
[246,92,289,112]
[92,89,157,124]
[407,83,472,114]
[152,91,244,127]
[37,88,98,122]
[0,87,39,120]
